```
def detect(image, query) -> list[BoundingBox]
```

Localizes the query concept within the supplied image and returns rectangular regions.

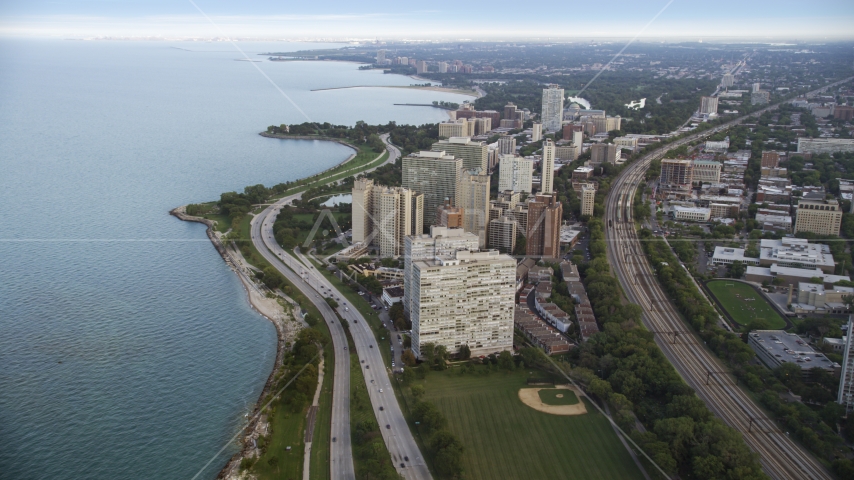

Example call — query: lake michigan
[0,39,470,480]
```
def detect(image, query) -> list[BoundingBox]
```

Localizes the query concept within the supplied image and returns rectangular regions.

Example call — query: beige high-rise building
[438,119,475,138]
[541,84,565,132]
[660,159,694,194]
[555,144,580,161]
[761,151,780,168]
[403,226,480,315]
[432,137,488,173]
[722,73,734,88]
[411,250,515,358]
[436,199,464,228]
[403,151,463,229]
[590,143,619,165]
[700,96,719,115]
[498,154,533,193]
[351,178,374,244]
[497,135,516,155]
[541,139,556,194]
[491,190,528,236]
[795,197,842,236]
[531,123,543,142]
[474,117,492,135]
[372,186,423,258]
[691,160,722,184]
[488,216,517,253]
[352,179,423,256]
[526,193,562,259]
[581,184,596,217]
[415,60,427,74]
[458,169,491,247]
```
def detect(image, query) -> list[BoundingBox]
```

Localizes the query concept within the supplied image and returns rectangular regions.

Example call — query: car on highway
[400,463,405,468]
[379,406,384,411]
[332,437,336,442]
[386,424,390,429]
[379,389,383,393]
[369,344,373,348]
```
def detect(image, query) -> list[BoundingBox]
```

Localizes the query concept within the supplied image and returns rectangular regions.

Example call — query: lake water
[320,194,353,206]
[0,39,470,480]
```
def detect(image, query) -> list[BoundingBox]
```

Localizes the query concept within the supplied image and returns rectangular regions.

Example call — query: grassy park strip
[706,280,786,329]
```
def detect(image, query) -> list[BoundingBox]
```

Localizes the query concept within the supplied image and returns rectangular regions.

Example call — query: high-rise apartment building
[531,123,543,142]
[376,50,386,64]
[581,184,596,217]
[691,159,722,184]
[555,144,580,161]
[498,154,533,193]
[526,193,562,259]
[491,191,528,235]
[504,103,522,121]
[722,73,734,88]
[351,179,423,257]
[497,136,516,155]
[761,151,780,168]
[541,139,556,194]
[752,82,761,93]
[402,151,463,229]
[591,115,622,134]
[488,216,517,253]
[839,316,854,413]
[458,169,491,247]
[352,178,374,244]
[794,197,842,236]
[403,226,480,315]
[438,62,448,73]
[700,96,719,115]
[659,159,694,194]
[541,84,565,132]
[415,60,427,74]
[435,199,464,228]
[432,137,488,173]
[373,186,424,257]
[590,143,619,165]
[410,250,515,358]
[438,119,475,138]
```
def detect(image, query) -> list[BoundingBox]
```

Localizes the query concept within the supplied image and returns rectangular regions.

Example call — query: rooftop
[749,330,839,371]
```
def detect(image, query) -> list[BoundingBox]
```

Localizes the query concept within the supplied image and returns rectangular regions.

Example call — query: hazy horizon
[2,0,853,40]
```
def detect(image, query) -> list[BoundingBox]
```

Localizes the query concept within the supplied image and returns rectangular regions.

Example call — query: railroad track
[602,77,853,479]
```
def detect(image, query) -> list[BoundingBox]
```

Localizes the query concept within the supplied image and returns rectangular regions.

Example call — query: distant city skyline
[2,0,853,39]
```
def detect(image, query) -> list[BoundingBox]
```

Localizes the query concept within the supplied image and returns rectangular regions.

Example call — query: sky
[1,0,853,40]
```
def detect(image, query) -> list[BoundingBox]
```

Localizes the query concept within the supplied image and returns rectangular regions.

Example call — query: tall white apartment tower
[541,84,565,132]
[581,184,596,216]
[458,169,491,248]
[497,136,516,155]
[722,73,734,88]
[531,123,543,142]
[373,186,424,257]
[376,50,386,64]
[541,139,556,194]
[411,250,515,358]
[352,178,374,244]
[498,154,534,193]
[839,316,854,413]
[403,226,480,315]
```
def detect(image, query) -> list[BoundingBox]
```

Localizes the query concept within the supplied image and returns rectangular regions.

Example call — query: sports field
[538,388,579,406]
[706,280,786,329]
[417,369,645,480]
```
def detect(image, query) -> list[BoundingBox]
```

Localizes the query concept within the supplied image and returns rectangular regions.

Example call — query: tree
[410,384,425,400]
[429,429,465,478]
[497,350,514,370]
[458,344,471,360]
[401,349,417,367]
[729,260,746,279]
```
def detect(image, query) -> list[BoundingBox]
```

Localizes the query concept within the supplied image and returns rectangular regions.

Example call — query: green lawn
[414,369,645,480]
[706,280,786,329]
[537,388,579,406]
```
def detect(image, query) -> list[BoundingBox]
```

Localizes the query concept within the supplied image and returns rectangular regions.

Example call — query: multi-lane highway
[604,78,853,479]
[249,133,430,479]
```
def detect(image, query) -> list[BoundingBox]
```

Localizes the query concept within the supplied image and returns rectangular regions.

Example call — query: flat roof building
[748,330,839,376]
[759,238,836,273]
[432,137,488,173]
[403,151,462,230]
[794,197,842,236]
[839,317,854,413]
[498,154,534,193]
[411,250,515,358]
[711,246,760,266]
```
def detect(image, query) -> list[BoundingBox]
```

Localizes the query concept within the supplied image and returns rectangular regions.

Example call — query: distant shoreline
[310,84,479,97]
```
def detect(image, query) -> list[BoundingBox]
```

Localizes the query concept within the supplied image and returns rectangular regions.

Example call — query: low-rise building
[791,282,854,314]
[672,206,711,222]
[382,286,405,305]
[755,213,792,233]
[711,246,760,266]
[759,238,836,273]
[748,330,839,376]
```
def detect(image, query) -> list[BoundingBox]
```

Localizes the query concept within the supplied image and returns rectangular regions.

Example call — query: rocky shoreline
[169,206,297,480]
